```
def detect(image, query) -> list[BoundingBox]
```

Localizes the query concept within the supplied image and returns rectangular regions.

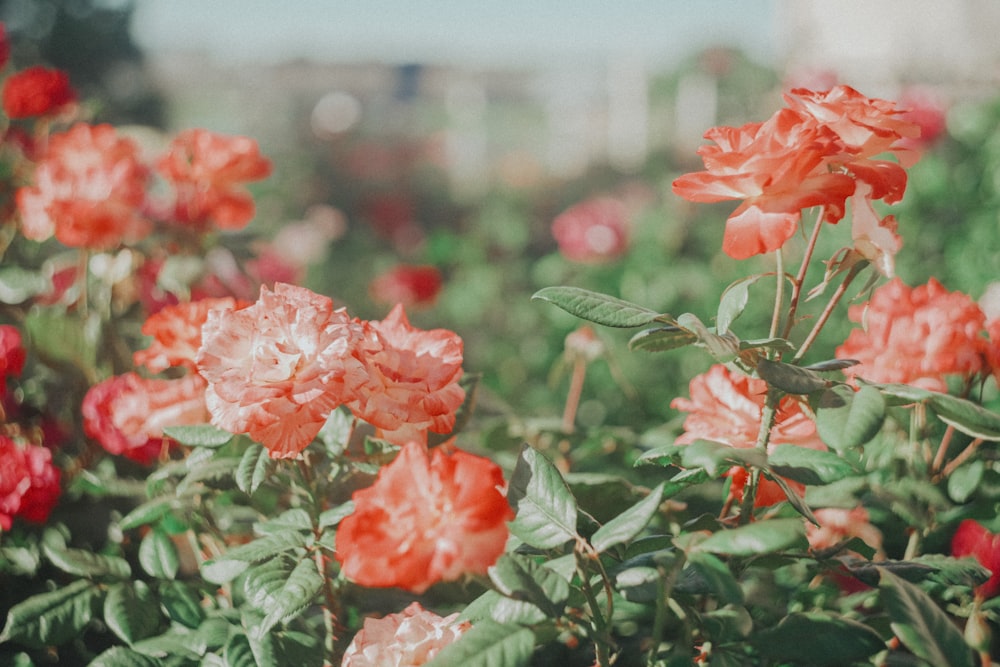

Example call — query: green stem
[770,249,784,340]
[791,261,865,364]
[740,390,780,522]
[782,207,826,341]
[575,548,612,667]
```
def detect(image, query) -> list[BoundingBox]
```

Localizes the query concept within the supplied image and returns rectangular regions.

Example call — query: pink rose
[341,602,470,667]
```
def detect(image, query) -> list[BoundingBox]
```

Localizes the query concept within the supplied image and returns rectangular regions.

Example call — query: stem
[740,390,780,523]
[314,549,341,657]
[930,425,956,477]
[770,249,784,340]
[575,547,612,667]
[791,261,865,363]
[939,438,985,480]
[562,357,587,434]
[781,207,826,341]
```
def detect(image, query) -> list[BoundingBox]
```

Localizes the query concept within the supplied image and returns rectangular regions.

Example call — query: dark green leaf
[89,646,161,667]
[676,313,740,363]
[507,444,579,550]
[138,529,179,580]
[162,424,234,448]
[694,518,806,556]
[682,551,744,604]
[613,564,664,603]
[255,557,324,636]
[236,443,274,495]
[225,633,259,667]
[532,286,665,328]
[948,460,985,503]
[590,483,664,553]
[929,393,1000,441]
[118,497,177,531]
[768,444,856,485]
[803,358,860,372]
[132,630,207,660]
[738,337,796,353]
[879,569,974,667]
[815,384,885,451]
[752,612,884,666]
[628,325,697,353]
[426,619,535,667]
[42,542,131,579]
[158,581,206,628]
[756,358,828,395]
[0,580,101,648]
[678,440,766,477]
[700,606,753,643]
[488,554,570,616]
[103,582,161,645]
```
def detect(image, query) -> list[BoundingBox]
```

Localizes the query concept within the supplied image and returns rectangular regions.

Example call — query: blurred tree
[0,0,165,126]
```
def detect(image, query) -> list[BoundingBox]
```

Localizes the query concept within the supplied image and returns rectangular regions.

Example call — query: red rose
[2,65,76,119]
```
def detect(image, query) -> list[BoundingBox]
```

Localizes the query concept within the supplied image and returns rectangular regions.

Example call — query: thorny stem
[781,207,826,342]
[740,390,780,523]
[930,425,956,477]
[562,357,588,434]
[791,261,865,364]
[939,437,985,481]
[770,249,784,340]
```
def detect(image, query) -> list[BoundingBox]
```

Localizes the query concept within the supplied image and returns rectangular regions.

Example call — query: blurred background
[2,0,1000,459]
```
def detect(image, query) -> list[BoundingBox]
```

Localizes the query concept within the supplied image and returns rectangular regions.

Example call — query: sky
[131,0,778,68]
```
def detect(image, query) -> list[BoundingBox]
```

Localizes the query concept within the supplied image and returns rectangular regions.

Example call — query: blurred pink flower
[369,264,443,309]
[898,86,948,148]
[0,436,60,530]
[0,324,25,395]
[16,123,151,249]
[348,304,464,445]
[551,196,631,264]
[806,506,884,556]
[157,128,271,230]
[341,602,470,667]
[837,278,988,391]
[134,297,245,373]
[196,283,368,458]
[2,65,76,119]
[82,372,209,465]
[336,441,512,594]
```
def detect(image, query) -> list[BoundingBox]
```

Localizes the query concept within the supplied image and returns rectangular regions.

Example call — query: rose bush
[2,21,1000,667]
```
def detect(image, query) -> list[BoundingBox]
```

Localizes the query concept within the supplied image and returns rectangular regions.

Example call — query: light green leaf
[0,266,50,304]
[103,582,161,645]
[879,569,974,667]
[532,286,665,328]
[948,460,985,503]
[89,647,161,667]
[426,619,535,667]
[507,444,579,550]
[118,497,177,531]
[42,542,131,579]
[255,557,324,636]
[929,393,1000,441]
[488,553,570,616]
[590,483,664,553]
[162,424,234,448]
[815,384,885,451]
[693,518,806,556]
[460,590,547,625]
[678,440,766,477]
[0,580,101,648]
[235,443,274,495]
[767,444,856,485]
[138,529,179,580]
[717,274,766,335]
[132,629,208,660]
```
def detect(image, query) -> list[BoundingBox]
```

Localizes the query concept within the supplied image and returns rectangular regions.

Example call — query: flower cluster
[672,85,919,263]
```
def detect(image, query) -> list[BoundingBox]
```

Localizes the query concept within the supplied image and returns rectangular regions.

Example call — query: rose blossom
[16,123,151,249]
[157,128,271,230]
[133,297,245,373]
[849,182,901,278]
[347,304,465,446]
[836,278,988,391]
[336,441,513,593]
[806,506,884,556]
[369,264,443,309]
[196,283,368,458]
[951,519,1000,599]
[0,324,26,395]
[0,436,61,530]
[341,602,470,667]
[671,364,826,506]
[82,372,210,465]
[2,65,76,119]
[0,23,9,71]
[551,196,631,264]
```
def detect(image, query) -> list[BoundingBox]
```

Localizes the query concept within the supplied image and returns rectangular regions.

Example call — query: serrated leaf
[244,555,296,609]
[0,580,101,648]
[162,424,234,448]
[257,508,312,535]
[678,440,766,477]
[459,590,547,625]
[138,529,179,580]
[176,457,242,494]
[676,313,740,362]
[767,444,855,485]
[590,483,664,553]
[752,612,884,666]
[879,569,974,667]
[118,497,177,531]
[488,554,570,617]
[132,629,207,659]
[929,393,1000,441]
[236,443,274,495]
[532,286,665,328]
[507,444,579,550]
[318,501,354,529]
[42,542,131,579]
[158,581,206,628]
[104,582,161,645]
[255,557,324,636]
[89,646,161,667]
[815,384,885,451]
[201,558,250,585]
[717,274,765,335]
[426,619,535,667]
[225,633,258,667]
[756,358,828,395]
[628,325,697,352]
[694,518,806,556]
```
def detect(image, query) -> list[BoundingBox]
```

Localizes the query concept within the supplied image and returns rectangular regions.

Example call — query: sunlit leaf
[948,460,985,503]
[459,590,546,625]
[104,582,161,645]
[426,619,535,667]
[162,424,235,448]
[42,542,131,579]
[236,443,275,495]
[717,274,766,335]
[929,393,1000,441]
[693,518,806,556]
[488,553,570,616]
[532,286,665,327]
[255,557,324,636]
[138,529,179,580]
[507,444,579,550]
[0,580,101,648]
[118,497,177,531]
[590,483,664,553]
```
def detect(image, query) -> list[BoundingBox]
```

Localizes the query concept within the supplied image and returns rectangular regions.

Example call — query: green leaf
[42,542,131,579]
[678,440,766,477]
[675,313,740,363]
[318,501,355,529]
[767,444,855,485]
[244,555,296,609]
[460,590,547,626]
[879,569,974,667]
[716,274,766,335]
[204,530,310,583]
[929,393,1000,441]
[24,310,99,376]
[803,358,860,372]
[426,619,535,667]
[103,582,161,645]
[700,607,753,643]
[0,580,101,648]
[693,518,806,556]
[815,384,885,451]
[236,443,274,495]
[532,286,665,328]
[507,444,579,550]
[138,529,179,580]
[0,266,50,303]
[488,553,570,616]
[89,646,161,667]
[756,358,828,395]
[948,460,985,503]
[118,497,177,531]
[628,325,697,353]
[132,630,207,660]
[590,483,664,553]
[255,557,324,636]
[162,424,235,448]
[752,612,885,666]
[682,551,744,604]
[158,581,206,628]
[225,633,260,667]
[870,382,935,405]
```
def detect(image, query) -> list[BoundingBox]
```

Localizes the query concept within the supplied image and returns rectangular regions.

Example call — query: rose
[341,602,470,667]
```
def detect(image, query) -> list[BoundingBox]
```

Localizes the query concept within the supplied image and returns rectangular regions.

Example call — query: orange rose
[336,441,513,593]
[134,297,246,374]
